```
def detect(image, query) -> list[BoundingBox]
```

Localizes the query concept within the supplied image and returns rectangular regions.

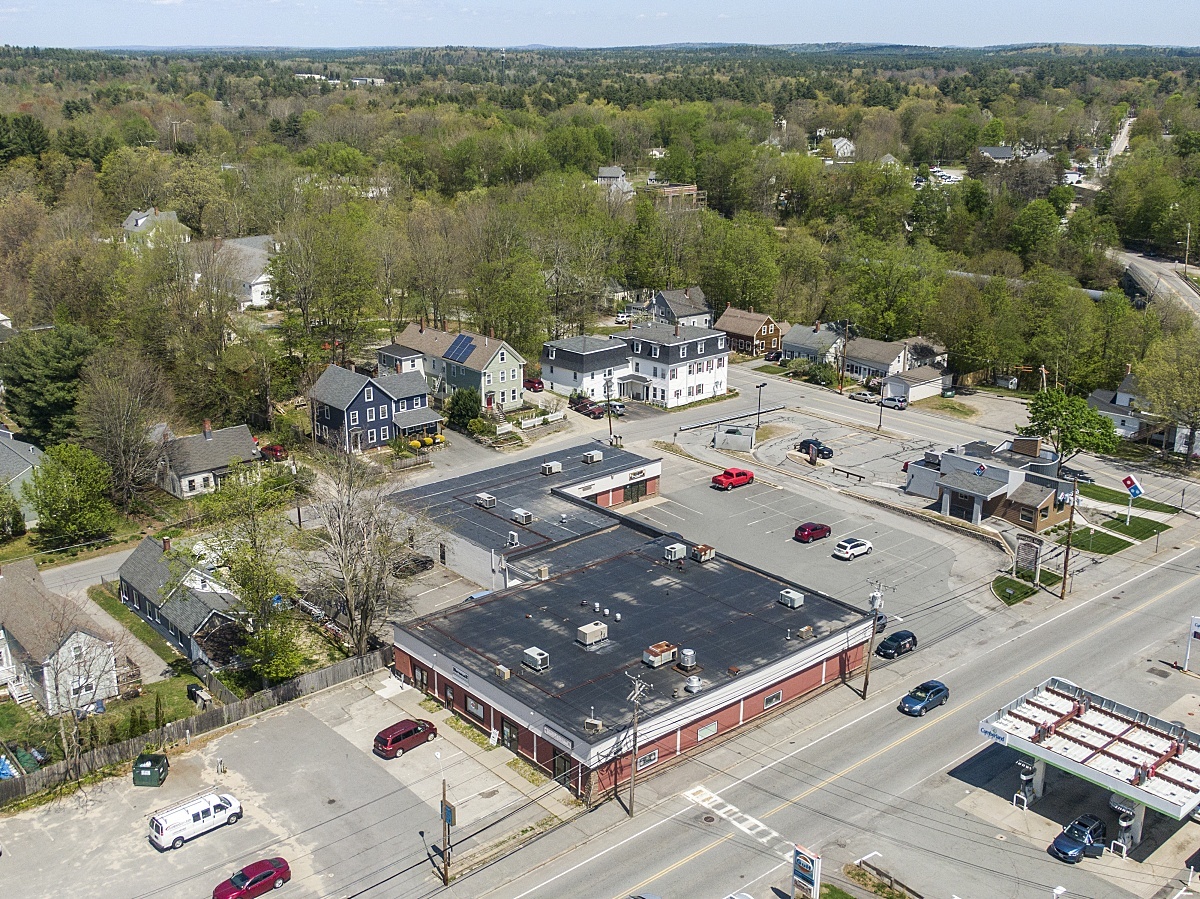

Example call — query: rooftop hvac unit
[507,531,520,547]
[583,450,604,464]
[664,543,687,562]
[779,589,805,609]
[797,625,814,639]
[684,675,703,694]
[512,508,533,525]
[475,492,497,509]
[577,621,609,647]
[523,647,550,671]
[679,648,697,670]
[541,461,562,475]
[643,641,678,668]
[584,717,603,734]
[495,664,511,681]
[536,564,550,581]
[691,544,715,563]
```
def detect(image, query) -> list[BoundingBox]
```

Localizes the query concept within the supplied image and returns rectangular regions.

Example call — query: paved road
[40,547,134,594]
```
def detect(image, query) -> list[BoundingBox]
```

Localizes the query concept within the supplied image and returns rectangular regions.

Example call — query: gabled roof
[654,287,709,319]
[714,307,773,335]
[377,343,423,360]
[219,235,272,283]
[1118,370,1140,397]
[545,335,626,356]
[164,424,258,477]
[844,337,906,368]
[598,166,626,179]
[119,537,239,638]
[0,432,42,487]
[979,146,1015,160]
[621,324,724,346]
[885,364,944,386]
[395,323,525,371]
[310,364,371,410]
[122,208,184,233]
[1087,388,1141,417]
[375,370,430,400]
[1007,481,1054,508]
[0,559,109,662]
[783,323,842,352]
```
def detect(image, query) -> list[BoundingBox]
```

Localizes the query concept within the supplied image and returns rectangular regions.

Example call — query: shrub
[408,439,421,451]
[422,436,433,447]
[433,433,445,443]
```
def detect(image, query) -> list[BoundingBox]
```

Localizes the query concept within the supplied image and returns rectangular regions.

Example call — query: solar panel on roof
[445,334,476,363]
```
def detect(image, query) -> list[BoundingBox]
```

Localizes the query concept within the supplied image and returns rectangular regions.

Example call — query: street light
[755,382,767,432]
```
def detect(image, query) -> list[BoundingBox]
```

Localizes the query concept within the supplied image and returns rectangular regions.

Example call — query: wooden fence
[0,649,390,809]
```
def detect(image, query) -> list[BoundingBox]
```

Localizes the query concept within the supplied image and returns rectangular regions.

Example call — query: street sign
[792,844,821,899]
[1122,474,1143,498]
[441,800,456,827]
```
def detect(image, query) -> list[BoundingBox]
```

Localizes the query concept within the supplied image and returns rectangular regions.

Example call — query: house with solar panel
[310,363,441,453]
[393,323,527,414]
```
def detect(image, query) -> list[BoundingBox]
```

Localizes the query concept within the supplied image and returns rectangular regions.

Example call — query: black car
[898,680,948,716]
[876,630,917,659]
[1059,466,1095,484]
[1050,814,1106,862]
[391,554,435,577]
[795,438,834,459]
[764,350,783,363]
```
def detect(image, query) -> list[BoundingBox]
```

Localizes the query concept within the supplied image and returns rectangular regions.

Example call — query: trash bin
[941,388,956,398]
[132,753,170,787]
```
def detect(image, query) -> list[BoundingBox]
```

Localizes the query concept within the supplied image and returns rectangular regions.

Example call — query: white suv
[833,538,873,560]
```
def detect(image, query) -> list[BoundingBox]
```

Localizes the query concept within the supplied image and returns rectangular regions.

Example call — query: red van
[373,719,437,759]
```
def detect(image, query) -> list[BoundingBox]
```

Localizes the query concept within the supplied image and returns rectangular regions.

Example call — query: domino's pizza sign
[1121,475,1143,498]
[974,463,988,477]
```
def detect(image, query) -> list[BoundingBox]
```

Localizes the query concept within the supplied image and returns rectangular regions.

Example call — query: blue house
[309,364,441,453]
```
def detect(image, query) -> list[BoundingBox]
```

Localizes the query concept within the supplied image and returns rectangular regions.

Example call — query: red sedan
[213,858,291,899]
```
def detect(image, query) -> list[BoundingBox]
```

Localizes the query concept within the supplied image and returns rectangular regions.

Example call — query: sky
[2,0,1199,50]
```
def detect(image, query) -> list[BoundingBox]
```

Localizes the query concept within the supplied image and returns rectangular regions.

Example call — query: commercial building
[389,445,872,800]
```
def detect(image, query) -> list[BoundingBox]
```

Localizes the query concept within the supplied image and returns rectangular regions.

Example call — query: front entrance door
[500,719,519,752]
[413,666,429,693]
[628,480,647,504]
[485,392,494,408]
[552,749,571,786]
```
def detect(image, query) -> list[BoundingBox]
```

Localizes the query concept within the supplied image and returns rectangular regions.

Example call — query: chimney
[674,322,681,337]
[203,419,213,440]
[685,287,691,299]
[162,536,172,553]
[1126,362,1132,374]
[814,320,820,333]
[749,305,754,314]
[726,301,731,309]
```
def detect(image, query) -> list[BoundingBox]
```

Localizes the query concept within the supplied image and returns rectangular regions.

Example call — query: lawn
[754,363,788,375]
[821,886,859,899]
[88,583,182,664]
[1102,515,1172,540]
[992,576,1037,605]
[0,698,35,746]
[1014,567,1063,587]
[912,397,978,419]
[1078,483,1180,514]
[1058,530,1133,555]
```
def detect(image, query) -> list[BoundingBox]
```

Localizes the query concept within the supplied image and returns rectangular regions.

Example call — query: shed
[882,365,949,403]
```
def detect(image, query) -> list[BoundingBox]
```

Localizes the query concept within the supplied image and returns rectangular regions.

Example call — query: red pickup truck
[711,467,754,490]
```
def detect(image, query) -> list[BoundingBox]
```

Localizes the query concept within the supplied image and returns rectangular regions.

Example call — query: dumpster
[132,753,170,787]
[941,388,956,398]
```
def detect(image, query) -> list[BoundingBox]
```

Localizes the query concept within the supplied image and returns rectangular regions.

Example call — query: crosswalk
[682,785,795,859]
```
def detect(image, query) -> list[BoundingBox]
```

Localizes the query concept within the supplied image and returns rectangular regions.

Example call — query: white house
[882,365,950,404]
[540,336,633,400]
[831,137,856,159]
[0,560,118,714]
[616,324,729,408]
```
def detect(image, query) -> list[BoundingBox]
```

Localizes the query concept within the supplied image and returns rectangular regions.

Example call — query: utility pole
[860,582,895,700]
[837,320,850,394]
[441,777,450,885]
[1186,222,1192,281]
[1059,478,1079,600]
[755,382,767,431]
[626,671,649,817]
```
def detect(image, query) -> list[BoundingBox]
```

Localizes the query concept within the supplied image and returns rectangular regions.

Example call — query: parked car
[259,444,288,462]
[132,752,170,787]
[213,858,292,899]
[711,467,755,490]
[764,350,783,363]
[880,396,907,410]
[615,312,632,324]
[794,522,832,543]
[373,719,437,759]
[523,377,544,392]
[568,394,594,410]
[876,629,917,659]
[580,404,605,419]
[849,391,879,404]
[875,612,887,633]
[1050,814,1107,863]
[898,680,949,717]
[391,553,435,577]
[795,438,834,459]
[600,400,627,416]
[832,537,873,560]
[150,792,241,850]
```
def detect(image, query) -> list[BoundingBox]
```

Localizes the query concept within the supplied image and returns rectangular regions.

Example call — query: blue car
[1050,814,1106,862]
[898,680,948,717]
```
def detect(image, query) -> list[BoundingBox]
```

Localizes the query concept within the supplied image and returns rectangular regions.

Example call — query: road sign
[1122,474,1143,498]
[792,844,821,899]
[441,800,456,827]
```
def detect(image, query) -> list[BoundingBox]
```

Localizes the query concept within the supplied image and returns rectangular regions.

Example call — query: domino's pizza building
[389,443,874,801]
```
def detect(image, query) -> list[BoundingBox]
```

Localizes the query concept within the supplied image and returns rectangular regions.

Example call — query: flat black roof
[401,530,864,747]
[389,442,654,554]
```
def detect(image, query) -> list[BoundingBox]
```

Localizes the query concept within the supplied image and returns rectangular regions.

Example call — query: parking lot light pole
[755,382,767,432]
[1059,478,1079,600]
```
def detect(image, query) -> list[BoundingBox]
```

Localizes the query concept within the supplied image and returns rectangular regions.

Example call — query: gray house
[157,422,260,500]
[310,364,440,453]
[122,208,191,245]
[0,560,118,714]
[118,536,243,668]
[541,336,633,400]
[642,288,712,328]
[0,430,43,524]
[782,322,843,365]
[394,323,527,413]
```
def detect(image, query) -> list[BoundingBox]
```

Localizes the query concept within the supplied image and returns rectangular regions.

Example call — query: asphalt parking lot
[627,453,1006,652]
[0,673,567,899]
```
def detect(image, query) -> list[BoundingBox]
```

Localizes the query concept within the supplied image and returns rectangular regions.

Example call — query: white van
[149,791,242,850]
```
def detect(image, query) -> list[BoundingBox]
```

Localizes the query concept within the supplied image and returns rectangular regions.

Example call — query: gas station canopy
[980,676,1200,820]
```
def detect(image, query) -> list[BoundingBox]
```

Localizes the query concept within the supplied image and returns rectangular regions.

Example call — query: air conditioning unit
[691,544,715,563]
[536,564,550,581]
[577,621,609,647]
[475,492,496,509]
[779,589,805,609]
[797,625,814,639]
[643,641,677,668]
[507,531,520,547]
[664,543,687,562]
[584,717,603,734]
[541,461,562,475]
[523,647,550,671]
[495,664,511,680]
[583,450,604,464]
[512,508,533,525]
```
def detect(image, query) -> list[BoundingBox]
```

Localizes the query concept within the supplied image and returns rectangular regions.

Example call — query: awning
[617,373,652,384]
[392,408,444,432]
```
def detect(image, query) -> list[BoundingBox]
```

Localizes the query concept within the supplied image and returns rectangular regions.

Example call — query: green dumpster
[132,753,169,787]
[941,388,956,398]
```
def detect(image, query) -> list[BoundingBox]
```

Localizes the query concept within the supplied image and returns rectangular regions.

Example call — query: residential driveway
[63,585,174,684]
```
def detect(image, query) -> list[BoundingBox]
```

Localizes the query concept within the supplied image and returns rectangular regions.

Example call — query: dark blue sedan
[898,680,949,717]
[1050,814,1106,862]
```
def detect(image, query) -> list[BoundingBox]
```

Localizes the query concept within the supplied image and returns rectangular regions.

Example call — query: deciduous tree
[23,443,117,548]
[1018,388,1118,472]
